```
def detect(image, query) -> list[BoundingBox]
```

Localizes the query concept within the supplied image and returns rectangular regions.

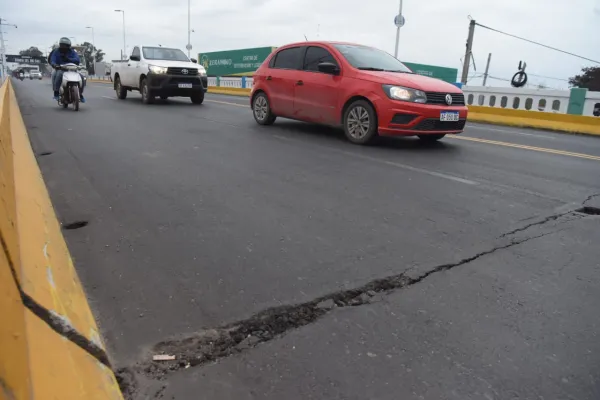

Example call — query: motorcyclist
[50,37,85,103]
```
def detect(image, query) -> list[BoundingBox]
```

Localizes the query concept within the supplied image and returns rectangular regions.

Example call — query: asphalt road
[14,79,600,399]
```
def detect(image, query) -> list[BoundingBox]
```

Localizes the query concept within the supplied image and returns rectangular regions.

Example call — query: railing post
[567,88,587,115]
[216,77,220,87]
[241,77,246,89]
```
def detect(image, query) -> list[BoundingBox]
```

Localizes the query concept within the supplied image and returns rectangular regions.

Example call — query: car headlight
[148,65,168,74]
[198,66,207,77]
[382,85,427,103]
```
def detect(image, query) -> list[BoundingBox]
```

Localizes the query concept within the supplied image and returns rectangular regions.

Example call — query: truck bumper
[146,73,208,96]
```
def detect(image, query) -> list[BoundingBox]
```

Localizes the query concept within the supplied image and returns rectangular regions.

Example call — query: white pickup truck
[111,45,208,104]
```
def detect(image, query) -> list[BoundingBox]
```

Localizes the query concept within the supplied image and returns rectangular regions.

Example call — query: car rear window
[272,47,304,70]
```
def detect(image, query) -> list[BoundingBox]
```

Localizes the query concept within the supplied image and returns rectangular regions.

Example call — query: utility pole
[393,0,403,58]
[460,18,476,85]
[482,52,492,86]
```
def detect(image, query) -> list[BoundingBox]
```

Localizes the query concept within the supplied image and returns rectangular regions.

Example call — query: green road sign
[199,47,276,76]
[402,62,458,83]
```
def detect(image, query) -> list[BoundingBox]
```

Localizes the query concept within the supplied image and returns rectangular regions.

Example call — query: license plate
[440,111,459,122]
[178,83,193,89]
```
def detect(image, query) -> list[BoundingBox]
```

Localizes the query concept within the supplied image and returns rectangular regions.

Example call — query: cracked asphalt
[14,79,600,399]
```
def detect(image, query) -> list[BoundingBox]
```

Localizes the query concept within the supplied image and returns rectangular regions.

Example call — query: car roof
[279,41,367,49]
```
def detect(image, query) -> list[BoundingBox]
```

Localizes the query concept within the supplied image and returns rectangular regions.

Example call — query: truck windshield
[333,44,413,73]
[142,47,189,62]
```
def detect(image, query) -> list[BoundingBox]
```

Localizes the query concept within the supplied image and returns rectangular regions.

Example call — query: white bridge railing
[206,76,600,117]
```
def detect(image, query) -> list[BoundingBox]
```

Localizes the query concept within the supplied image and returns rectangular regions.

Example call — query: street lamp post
[0,18,17,80]
[393,0,403,58]
[114,10,126,60]
[86,26,96,76]
[187,0,192,58]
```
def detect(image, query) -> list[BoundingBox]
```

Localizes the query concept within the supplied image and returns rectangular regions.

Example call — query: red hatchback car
[250,41,468,144]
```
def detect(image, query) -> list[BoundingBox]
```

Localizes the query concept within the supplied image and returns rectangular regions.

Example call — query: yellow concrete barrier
[0,79,123,399]
[467,105,600,136]
[208,87,251,97]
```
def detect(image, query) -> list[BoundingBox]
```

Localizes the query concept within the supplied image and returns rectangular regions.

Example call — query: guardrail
[0,78,123,399]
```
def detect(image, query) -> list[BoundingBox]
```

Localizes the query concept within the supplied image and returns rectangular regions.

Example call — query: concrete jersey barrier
[0,79,123,399]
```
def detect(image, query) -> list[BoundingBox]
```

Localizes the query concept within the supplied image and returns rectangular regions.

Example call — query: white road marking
[101,96,116,100]
[273,135,478,186]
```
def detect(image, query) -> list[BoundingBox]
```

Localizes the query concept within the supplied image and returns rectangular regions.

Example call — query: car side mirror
[191,58,198,64]
[317,62,340,75]
[130,55,140,62]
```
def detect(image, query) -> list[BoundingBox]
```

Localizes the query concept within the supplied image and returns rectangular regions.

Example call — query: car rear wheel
[343,100,378,145]
[252,93,276,125]
[141,79,155,104]
[115,77,127,100]
[418,134,446,142]
[190,92,204,104]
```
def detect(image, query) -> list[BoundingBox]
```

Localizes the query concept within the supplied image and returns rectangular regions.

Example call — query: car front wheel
[343,100,378,145]
[252,92,276,125]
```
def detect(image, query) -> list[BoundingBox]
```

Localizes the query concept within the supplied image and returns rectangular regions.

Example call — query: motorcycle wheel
[70,85,80,111]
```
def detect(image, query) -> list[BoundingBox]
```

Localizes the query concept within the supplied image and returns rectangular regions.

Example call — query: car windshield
[333,44,413,73]
[142,47,189,62]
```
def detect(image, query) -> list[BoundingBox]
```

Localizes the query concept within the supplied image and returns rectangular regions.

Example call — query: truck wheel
[141,79,155,104]
[115,77,127,100]
[190,92,204,104]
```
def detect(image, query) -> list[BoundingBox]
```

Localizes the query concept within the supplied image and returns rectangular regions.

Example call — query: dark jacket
[50,48,80,66]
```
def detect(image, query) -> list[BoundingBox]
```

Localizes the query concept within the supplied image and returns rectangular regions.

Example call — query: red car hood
[359,71,462,93]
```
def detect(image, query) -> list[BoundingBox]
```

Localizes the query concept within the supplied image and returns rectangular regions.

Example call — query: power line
[474,22,600,65]
[527,73,569,82]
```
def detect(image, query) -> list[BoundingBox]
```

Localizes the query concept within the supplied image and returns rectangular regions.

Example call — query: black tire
[71,85,80,111]
[343,100,378,145]
[190,92,204,104]
[418,134,446,142]
[140,79,154,104]
[115,76,127,99]
[252,92,276,125]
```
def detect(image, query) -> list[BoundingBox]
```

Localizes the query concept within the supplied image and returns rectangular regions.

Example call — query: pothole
[576,207,600,216]
[62,221,89,230]
[39,152,53,157]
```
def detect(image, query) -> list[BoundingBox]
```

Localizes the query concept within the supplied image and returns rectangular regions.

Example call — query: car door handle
[266,76,272,81]
[296,80,303,86]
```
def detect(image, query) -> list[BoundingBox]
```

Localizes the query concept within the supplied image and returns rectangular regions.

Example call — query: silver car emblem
[445,94,453,105]
[181,69,188,75]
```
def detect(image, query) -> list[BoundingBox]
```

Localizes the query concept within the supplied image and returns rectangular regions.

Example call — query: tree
[569,67,600,91]
[19,46,44,58]
[79,41,105,75]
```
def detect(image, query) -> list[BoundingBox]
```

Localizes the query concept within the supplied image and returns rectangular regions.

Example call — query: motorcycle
[18,72,24,81]
[57,63,83,111]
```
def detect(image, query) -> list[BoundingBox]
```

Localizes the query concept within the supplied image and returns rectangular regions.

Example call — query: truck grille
[425,92,465,106]
[410,119,466,131]
[167,67,199,75]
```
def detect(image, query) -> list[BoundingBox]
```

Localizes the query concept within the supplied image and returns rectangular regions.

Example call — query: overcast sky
[3,0,599,89]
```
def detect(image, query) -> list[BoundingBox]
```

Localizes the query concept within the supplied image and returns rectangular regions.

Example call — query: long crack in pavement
[115,199,597,399]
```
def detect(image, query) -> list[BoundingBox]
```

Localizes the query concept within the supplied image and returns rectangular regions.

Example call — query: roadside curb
[1,79,123,399]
